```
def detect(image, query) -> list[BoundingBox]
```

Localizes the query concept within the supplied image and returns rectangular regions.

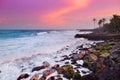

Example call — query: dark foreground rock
[82,40,120,80]
[17,73,29,80]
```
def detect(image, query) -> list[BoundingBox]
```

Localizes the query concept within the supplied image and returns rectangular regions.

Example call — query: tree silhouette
[93,18,96,29]
[98,19,103,28]
[102,18,106,26]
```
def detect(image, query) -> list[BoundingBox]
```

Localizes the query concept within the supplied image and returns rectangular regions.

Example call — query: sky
[0,0,120,29]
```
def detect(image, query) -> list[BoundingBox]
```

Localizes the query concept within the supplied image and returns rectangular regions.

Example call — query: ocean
[0,29,92,80]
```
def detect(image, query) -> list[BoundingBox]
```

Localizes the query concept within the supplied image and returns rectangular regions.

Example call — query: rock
[110,50,120,63]
[43,61,50,67]
[30,74,39,80]
[56,77,63,80]
[90,54,98,61]
[73,72,81,80]
[80,73,95,80]
[57,64,73,74]
[32,66,45,72]
[52,64,60,69]
[114,63,120,71]
[65,62,69,64]
[43,69,55,77]
[72,54,80,60]
[47,76,55,80]
[17,73,29,80]
[63,70,74,79]
[39,76,46,80]
[71,59,77,64]
[81,70,87,74]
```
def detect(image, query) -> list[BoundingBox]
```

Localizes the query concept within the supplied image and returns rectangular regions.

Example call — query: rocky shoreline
[16,39,120,80]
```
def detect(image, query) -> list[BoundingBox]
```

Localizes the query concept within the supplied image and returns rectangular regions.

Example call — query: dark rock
[39,76,46,80]
[80,73,96,80]
[30,74,39,80]
[81,70,87,74]
[56,78,63,80]
[63,70,74,79]
[52,64,60,69]
[17,73,29,80]
[57,64,73,74]
[73,72,81,80]
[71,59,77,64]
[43,61,50,67]
[110,50,120,63]
[32,66,45,72]
[65,62,69,64]
[43,69,55,77]
[47,76,55,80]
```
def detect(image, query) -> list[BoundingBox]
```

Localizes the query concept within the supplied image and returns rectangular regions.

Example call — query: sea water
[0,29,92,80]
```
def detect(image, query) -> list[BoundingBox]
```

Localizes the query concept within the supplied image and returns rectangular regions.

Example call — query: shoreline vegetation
[17,14,120,80]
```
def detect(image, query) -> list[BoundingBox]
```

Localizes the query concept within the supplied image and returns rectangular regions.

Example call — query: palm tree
[102,18,106,26]
[98,19,103,28]
[93,18,96,29]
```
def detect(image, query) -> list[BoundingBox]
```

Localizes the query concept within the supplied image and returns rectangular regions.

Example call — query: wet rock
[57,64,73,74]
[81,70,87,74]
[52,64,60,69]
[73,72,81,80]
[17,73,29,80]
[43,69,55,77]
[47,76,55,80]
[65,62,69,64]
[71,59,77,64]
[80,73,95,80]
[30,74,39,80]
[39,76,46,80]
[56,77,63,80]
[110,50,120,63]
[32,66,45,72]
[63,70,74,79]
[89,54,98,61]
[43,61,50,67]
[114,63,120,71]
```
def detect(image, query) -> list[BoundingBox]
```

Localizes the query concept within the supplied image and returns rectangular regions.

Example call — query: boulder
[43,69,55,77]
[89,54,98,61]
[39,76,46,80]
[57,65,73,74]
[43,61,50,67]
[47,76,55,80]
[30,74,39,80]
[52,64,60,69]
[110,50,120,63]
[32,66,45,72]
[17,73,29,80]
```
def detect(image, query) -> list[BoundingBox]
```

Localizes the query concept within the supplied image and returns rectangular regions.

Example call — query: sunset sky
[0,0,120,29]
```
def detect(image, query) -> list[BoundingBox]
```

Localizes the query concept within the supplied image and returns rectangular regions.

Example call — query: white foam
[36,32,48,35]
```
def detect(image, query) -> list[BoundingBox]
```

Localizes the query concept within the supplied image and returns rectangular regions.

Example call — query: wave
[36,32,48,36]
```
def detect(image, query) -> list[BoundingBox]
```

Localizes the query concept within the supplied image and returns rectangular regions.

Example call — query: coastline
[16,33,120,80]
[0,30,120,80]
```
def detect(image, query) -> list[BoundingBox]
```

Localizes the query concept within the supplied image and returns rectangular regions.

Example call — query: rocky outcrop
[82,40,120,80]
[75,33,120,40]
